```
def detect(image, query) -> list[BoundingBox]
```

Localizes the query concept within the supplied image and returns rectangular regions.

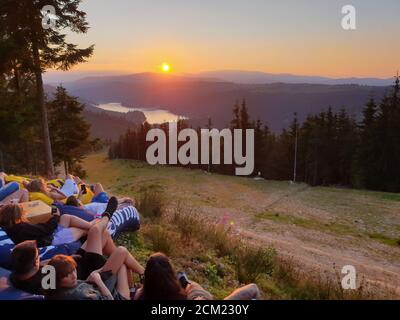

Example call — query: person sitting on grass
[133,252,261,300]
[133,252,188,300]
[10,197,144,296]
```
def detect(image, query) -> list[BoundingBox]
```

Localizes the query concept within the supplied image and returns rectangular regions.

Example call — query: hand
[52,208,61,216]
[87,271,101,284]
[89,218,101,227]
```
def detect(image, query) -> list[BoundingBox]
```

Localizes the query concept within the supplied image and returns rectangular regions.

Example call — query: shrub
[205,225,236,257]
[172,206,199,242]
[137,189,165,220]
[147,224,173,256]
[235,246,276,283]
[204,262,222,285]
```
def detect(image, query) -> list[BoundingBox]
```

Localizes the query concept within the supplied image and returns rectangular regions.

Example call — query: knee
[88,223,102,236]
[116,246,128,256]
[247,283,261,298]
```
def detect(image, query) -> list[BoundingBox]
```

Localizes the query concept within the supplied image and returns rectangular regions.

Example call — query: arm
[87,272,113,300]
[46,187,67,200]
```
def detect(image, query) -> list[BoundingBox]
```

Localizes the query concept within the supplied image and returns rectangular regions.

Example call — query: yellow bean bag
[28,192,67,205]
[5,175,31,189]
[29,192,54,205]
[47,179,65,189]
[78,186,95,204]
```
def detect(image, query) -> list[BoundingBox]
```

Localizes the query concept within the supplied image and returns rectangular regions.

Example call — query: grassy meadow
[82,152,400,299]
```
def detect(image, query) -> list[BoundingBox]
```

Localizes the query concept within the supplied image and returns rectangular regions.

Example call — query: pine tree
[0,0,94,177]
[355,98,378,188]
[48,86,91,176]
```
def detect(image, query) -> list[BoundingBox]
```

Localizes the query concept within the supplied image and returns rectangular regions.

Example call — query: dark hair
[26,179,47,193]
[11,240,38,275]
[142,252,187,300]
[66,196,80,207]
[0,204,27,229]
[48,255,77,288]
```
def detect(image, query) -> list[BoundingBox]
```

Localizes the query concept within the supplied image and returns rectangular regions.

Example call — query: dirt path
[196,192,400,298]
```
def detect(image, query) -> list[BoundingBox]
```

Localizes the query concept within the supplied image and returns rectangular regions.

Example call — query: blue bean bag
[0,267,44,300]
[0,231,82,270]
[0,239,81,300]
[55,203,141,237]
[53,202,95,222]
[0,182,19,201]
[107,205,141,238]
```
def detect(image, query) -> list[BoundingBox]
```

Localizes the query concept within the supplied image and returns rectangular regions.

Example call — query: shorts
[51,225,76,246]
[75,248,107,280]
[91,192,109,204]
[101,270,128,300]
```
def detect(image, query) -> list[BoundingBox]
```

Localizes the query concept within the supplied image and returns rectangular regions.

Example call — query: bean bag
[107,205,141,238]
[4,175,31,189]
[0,206,140,300]
[0,241,81,300]
[53,202,95,222]
[0,267,44,300]
[47,179,64,189]
[0,182,20,202]
[29,192,55,205]
[78,186,95,204]
[55,203,141,237]
[0,228,82,270]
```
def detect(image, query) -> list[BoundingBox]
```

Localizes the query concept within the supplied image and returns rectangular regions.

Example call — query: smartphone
[51,205,58,215]
[177,272,190,289]
[80,184,87,195]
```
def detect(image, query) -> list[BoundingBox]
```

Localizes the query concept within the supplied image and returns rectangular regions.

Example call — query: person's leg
[223,284,261,300]
[66,227,88,241]
[116,264,130,300]
[80,217,110,255]
[101,246,144,275]
[59,214,92,230]
[102,230,118,256]
[93,183,105,196]
[0,189,29,205]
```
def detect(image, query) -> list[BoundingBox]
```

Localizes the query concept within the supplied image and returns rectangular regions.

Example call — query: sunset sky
[51,0,400,80]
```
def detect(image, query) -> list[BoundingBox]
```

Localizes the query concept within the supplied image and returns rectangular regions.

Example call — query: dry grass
[83,153,399,300]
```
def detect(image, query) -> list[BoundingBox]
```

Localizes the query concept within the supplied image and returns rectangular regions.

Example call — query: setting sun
[162,63,170,73]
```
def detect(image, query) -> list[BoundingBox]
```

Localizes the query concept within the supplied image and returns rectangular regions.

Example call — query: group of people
[0,172,260,300]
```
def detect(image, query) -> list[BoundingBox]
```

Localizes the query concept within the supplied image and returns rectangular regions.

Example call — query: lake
[96,102,186,124]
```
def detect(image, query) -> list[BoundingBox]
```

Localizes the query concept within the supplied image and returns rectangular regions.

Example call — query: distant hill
[193,70,394,86]
[60,72,391,132]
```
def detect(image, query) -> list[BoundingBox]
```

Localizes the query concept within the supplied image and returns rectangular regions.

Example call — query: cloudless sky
[56,0,400,78]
